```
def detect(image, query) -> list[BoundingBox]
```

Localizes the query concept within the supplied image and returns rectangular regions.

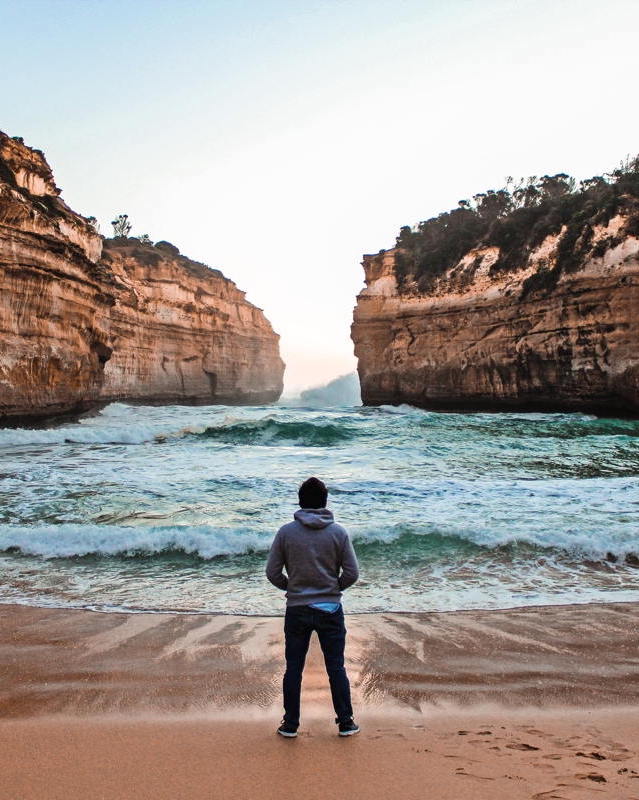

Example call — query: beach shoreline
[2,600,639,715]
[1,600,638,798]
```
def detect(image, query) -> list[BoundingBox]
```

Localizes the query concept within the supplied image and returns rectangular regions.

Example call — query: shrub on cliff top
[154,240,180,256]
[111,213,131,238]
[393,156,639,295]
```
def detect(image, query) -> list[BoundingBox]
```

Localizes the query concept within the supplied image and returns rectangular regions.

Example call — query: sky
[2,0,639,392]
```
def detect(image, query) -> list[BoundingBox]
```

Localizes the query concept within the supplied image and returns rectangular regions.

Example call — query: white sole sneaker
[277,729,298,738]
[339,727,360,736]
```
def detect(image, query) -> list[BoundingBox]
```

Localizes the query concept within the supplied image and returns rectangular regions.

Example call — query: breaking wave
[2,401,638,613]
[0,416,358,448]
[194,418,357,446]
[0,424,166,447]
[0,524,272,560]
[0,521,637,564]
[292,372,361,408]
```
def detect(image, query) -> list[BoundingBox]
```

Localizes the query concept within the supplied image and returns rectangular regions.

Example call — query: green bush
[392,157,639,296]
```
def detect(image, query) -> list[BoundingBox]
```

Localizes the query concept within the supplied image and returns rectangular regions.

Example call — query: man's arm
[265,530,288,590]
[338,533,359,590]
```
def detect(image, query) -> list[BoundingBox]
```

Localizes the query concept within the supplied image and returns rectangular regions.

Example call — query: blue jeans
[283,604,353,727]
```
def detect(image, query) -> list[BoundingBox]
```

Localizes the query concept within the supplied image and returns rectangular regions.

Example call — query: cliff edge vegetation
[394,160,639,296]
[352,157,639,414]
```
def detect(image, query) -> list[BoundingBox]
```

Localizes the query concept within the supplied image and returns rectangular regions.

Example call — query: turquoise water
[0,402,638,614]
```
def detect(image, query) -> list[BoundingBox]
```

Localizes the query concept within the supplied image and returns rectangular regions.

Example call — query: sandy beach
[1,601,638,799]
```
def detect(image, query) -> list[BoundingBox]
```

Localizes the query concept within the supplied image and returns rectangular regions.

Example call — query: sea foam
[1,401,638,614]
[0,518,637,562]
[0,414,359,448]
[0,523,271,560]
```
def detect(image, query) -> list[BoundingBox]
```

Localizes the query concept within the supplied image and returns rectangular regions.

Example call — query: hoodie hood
[294,508,335,529]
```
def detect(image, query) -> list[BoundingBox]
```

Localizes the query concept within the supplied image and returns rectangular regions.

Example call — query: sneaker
[277,720,298,738]
[338,719,360,736]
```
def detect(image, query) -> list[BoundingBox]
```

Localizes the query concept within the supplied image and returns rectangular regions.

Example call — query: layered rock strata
[0,132,284,423]
[352,220,639,414]
[98,239,284,405]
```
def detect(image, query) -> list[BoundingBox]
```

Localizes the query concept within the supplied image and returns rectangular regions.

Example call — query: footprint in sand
[576,750,606,761]
[506,742,540,751]
[454,767,494,781]
[575,772,607,783]
[370,730,405,739]
[515,725,545,736]
[530,763,555,773]
[550,738,572,748]
[606,746,634,762]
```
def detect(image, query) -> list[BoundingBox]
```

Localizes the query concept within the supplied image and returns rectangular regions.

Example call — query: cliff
[352,171,639,414]
[98,239,283,405]
[0,132,284,423]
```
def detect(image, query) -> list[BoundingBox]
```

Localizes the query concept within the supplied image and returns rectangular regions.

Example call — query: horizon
[3,0,639,392]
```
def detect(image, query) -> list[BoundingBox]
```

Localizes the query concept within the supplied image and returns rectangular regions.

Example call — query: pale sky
[2,0,639,392]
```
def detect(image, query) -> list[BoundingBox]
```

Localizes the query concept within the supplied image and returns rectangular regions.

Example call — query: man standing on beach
[266,476,360,738]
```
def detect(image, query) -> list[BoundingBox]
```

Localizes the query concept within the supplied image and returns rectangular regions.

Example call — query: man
[266,476,360,738]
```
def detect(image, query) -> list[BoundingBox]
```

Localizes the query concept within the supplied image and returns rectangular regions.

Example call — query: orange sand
[0,602,638,799]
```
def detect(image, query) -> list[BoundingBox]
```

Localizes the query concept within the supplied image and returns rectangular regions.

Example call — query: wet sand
[1,602,638,799]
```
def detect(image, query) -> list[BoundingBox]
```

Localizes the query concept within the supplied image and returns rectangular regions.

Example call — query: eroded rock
[352,225,639,414]
[0,132,284,423]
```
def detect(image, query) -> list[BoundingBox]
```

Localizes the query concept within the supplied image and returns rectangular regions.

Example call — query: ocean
[0,401,638,615]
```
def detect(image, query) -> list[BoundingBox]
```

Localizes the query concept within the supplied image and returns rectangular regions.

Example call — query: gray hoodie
[266,508,359,607]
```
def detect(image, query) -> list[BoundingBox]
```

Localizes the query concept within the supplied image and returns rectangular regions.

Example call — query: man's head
[298,477,328,509]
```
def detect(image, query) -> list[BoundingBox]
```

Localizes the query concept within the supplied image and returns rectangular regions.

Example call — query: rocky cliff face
[98,239,284,405]
[0,132,284,423]
[352,217,639,414]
